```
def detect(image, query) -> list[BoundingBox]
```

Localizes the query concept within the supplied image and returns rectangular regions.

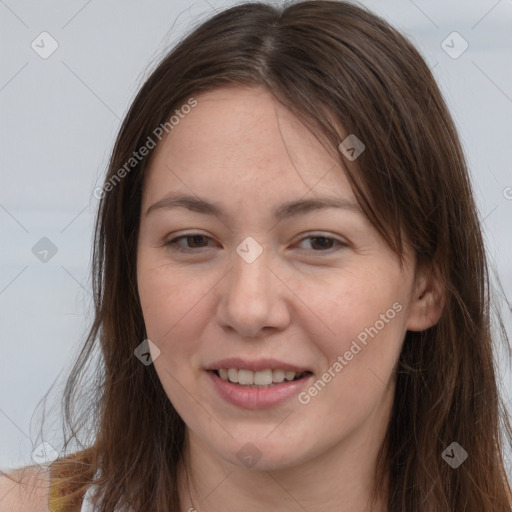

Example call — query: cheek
[302,271,408,413]
[137,262,207,408]
[296,276,406,428]
[297,265,406,353]
[137,257,207,359]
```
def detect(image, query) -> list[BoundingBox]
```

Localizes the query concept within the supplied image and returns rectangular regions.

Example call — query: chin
[211,435,314,472]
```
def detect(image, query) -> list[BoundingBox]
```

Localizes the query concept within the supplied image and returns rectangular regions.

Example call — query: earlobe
[406,264,446,332]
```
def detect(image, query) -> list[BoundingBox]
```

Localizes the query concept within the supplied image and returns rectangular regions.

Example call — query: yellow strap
[48,476,65,512]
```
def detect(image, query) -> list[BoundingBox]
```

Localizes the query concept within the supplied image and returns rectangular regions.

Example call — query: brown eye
[296,235,346,252]
[165,234,214,252]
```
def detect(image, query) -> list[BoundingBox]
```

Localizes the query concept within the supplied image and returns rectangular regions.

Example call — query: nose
[217,246,291,338]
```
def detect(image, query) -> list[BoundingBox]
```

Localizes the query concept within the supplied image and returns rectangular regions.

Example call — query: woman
[2,1,511,511]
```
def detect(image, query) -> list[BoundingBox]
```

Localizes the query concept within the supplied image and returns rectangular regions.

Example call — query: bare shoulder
[0,465,50,512]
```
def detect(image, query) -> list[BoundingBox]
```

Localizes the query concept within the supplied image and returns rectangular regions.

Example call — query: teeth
[272,369,285,383]
[238,369,254,385]
[285,371,296,381]
[227,368,238,383]
[216,368,305,385]
[254,369,273,385]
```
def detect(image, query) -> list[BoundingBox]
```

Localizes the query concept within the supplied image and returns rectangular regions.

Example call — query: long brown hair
[15,1,512,510]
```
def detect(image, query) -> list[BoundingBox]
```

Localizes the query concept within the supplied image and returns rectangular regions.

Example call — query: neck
[177,388,393,512]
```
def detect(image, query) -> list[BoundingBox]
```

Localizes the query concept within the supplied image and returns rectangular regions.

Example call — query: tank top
[48,470,100,512]
[47,458,139,512]
[50,479,133,511]
[49,481,133,511]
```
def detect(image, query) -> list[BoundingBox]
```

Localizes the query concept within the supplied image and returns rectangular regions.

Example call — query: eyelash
[164,233,347,254]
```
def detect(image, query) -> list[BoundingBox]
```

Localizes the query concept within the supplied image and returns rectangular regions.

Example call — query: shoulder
[0,465,51,512]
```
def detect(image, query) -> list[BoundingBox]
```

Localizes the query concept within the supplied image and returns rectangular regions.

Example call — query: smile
[207,369,313,409]
[215,368,307,387]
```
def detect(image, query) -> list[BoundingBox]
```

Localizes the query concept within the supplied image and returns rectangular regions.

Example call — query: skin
[136,85,445,512]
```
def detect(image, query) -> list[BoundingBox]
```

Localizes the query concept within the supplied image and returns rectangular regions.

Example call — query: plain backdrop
[1,0,511,471]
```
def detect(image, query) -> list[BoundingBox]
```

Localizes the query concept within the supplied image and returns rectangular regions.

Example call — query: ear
[406,263,446,332]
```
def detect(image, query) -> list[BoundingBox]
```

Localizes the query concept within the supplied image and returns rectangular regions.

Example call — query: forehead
[142,86,357,212]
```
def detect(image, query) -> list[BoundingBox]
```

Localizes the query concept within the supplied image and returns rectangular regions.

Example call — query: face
[136,85,428,471]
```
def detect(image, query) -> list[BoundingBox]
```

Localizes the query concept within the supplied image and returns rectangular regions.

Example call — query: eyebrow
[145,193,362,221]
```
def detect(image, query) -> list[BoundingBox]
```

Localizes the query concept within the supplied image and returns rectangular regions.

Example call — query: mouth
[206,366,314,409]
[210,368,313,388]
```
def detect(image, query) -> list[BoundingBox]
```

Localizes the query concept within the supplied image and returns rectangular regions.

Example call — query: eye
[295,234,347,252]
[164,233,347,254]
[164,234,214,252]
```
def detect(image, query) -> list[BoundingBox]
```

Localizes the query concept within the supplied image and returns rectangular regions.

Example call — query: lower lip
[207,370,312,410]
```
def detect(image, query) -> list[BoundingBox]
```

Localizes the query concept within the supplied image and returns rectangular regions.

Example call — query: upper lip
[205,357,311,373]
